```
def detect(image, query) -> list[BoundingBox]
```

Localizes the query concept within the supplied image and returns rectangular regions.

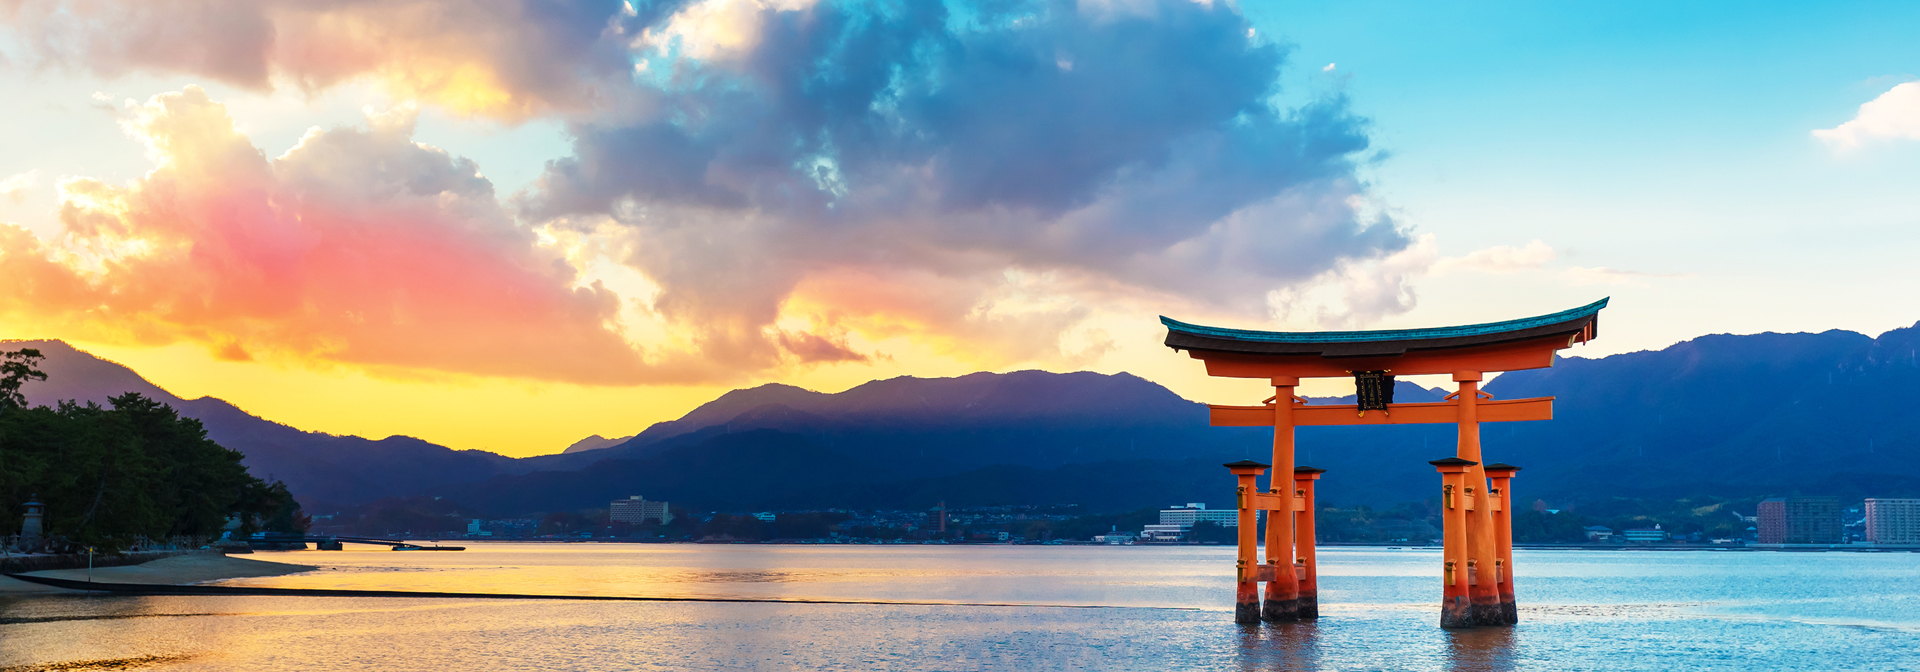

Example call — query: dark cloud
[530,0,1407,365]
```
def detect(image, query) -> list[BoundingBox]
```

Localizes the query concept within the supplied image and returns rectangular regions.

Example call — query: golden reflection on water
[215,544,1221,605]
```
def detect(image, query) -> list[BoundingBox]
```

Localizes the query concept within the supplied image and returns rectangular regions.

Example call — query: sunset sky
[1,0,1915,457]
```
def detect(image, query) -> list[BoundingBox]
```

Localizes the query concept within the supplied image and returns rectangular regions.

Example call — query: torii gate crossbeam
[1168,298,1607,629]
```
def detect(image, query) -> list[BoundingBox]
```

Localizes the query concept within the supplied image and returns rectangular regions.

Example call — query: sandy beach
[0,553,315,594]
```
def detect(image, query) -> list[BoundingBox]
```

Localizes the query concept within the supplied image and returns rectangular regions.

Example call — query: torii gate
[1163,298,1607,628]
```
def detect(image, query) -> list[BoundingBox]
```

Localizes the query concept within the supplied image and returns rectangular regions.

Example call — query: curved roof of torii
[1161,298,1608,359]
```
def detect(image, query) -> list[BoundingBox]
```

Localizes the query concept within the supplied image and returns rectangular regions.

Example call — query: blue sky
[1241,0,1920,353]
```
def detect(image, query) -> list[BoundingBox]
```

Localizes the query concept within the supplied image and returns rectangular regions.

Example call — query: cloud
[1814,81,1920,148]
[5,0,1424,375]
[1431,239,1554,275]
[1560,266,1688,286]
[774,329,868,364]
[0,86,658,384]
[528,0,1406,366]
[0,0,657,119]
[0,171,38,203]
[1268,234,1437,328]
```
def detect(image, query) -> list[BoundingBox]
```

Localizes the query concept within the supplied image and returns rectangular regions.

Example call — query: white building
[1140,503,1242,542]
[1866,498,1920,544]
[1159,503,1239,527]
[610,496,673,525]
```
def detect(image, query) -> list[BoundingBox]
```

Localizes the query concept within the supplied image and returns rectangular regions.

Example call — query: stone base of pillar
[1261,596,1299,622]
[1236,582,1263,624]
[1471,600,1505,626]
[1440,596,1474,629]
[1296,592,1319,620]
[1500,600,1518,625]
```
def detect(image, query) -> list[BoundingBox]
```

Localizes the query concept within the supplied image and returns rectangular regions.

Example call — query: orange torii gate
[1166,298,1607,628]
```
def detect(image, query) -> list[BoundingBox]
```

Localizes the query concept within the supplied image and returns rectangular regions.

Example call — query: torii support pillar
[1293,466,1325,620]
[1263,377,1301,623]
[1432,457,1477,629]
[1452,372,1505,627]
[1485,463,1522,625]
[1225,460,1271,624]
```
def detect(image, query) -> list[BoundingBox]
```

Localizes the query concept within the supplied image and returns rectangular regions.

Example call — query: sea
[3,544,1918,671]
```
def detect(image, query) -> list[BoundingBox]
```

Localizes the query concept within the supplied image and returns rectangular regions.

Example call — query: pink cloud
[0,87,654,384]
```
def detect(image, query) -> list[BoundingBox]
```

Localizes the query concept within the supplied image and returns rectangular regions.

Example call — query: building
[1140,524,1189,542]
[1584,526,1614,541]
[466,519,493,537]
[1621,527,1668,542]
[1159,503,1239,527]
[1139,503,1241,542]
[609,496,673,525]
[1757,496,1841,544]
[1866,498,1920,544]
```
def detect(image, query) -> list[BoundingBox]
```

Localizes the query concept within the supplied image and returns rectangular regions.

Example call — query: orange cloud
[0,87,652,384]
[2,0,641,120]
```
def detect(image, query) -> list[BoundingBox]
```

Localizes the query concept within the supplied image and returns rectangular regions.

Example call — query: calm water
[4,544,1919,671]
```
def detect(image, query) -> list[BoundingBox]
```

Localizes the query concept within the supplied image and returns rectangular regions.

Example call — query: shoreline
[0,552,315,595]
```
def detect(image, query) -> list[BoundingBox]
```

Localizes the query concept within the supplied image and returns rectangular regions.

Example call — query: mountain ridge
[14,320,1920,514]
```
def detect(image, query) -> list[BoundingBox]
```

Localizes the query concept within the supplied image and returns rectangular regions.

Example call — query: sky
[0,0,1914,457]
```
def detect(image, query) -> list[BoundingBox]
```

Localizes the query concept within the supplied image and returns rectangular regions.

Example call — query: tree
[0,348,46,410]
[1,385,301,550]
[1188,520,1235,543]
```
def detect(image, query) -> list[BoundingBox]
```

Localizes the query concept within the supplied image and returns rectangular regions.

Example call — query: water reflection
[1445,627,1516,672]
[1234,620,1322,671]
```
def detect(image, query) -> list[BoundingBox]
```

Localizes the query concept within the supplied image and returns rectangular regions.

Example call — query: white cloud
[1813,81,1920,148]
[1268,235,1438,328]
[1268,236,1566,328]
[1561,266,1688,286]
[0,171,40,203]
[1431,239,1554,275]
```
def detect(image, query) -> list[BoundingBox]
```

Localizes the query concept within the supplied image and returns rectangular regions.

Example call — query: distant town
[287,494,1920,550]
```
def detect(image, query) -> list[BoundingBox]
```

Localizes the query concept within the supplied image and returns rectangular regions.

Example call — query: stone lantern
[19,495,45,552]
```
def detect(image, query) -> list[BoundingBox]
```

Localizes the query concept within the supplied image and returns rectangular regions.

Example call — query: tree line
[1,348,305,552]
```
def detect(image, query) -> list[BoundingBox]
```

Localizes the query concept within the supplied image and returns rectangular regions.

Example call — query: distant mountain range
[13,321,1920,515]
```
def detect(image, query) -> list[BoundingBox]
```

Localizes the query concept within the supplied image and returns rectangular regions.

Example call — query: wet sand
[0,553,314,594]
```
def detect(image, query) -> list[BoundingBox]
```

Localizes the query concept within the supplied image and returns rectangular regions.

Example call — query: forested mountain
[9,340,518,507]
[17,321,1920,517]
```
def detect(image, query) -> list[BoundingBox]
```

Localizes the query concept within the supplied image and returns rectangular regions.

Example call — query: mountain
[18,321,1920,517]
[7,339,518,508]
[512,369,1268,475]
[429,323,1920,515]
[561,434,636,454]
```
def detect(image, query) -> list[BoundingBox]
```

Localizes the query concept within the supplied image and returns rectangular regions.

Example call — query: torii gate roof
[1161,298,1607,358]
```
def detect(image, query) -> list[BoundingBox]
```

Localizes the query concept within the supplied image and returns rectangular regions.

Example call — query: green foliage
[1187,520,1235,543]
[1315,503,1441,543]
[1511,509,1592,543]
[700,513,769,540]
[1039,508,1160,541]
[0,389,302,551]
[0,348,48,410]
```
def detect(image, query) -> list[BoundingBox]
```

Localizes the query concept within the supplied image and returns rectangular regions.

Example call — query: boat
[391,544,465,551]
